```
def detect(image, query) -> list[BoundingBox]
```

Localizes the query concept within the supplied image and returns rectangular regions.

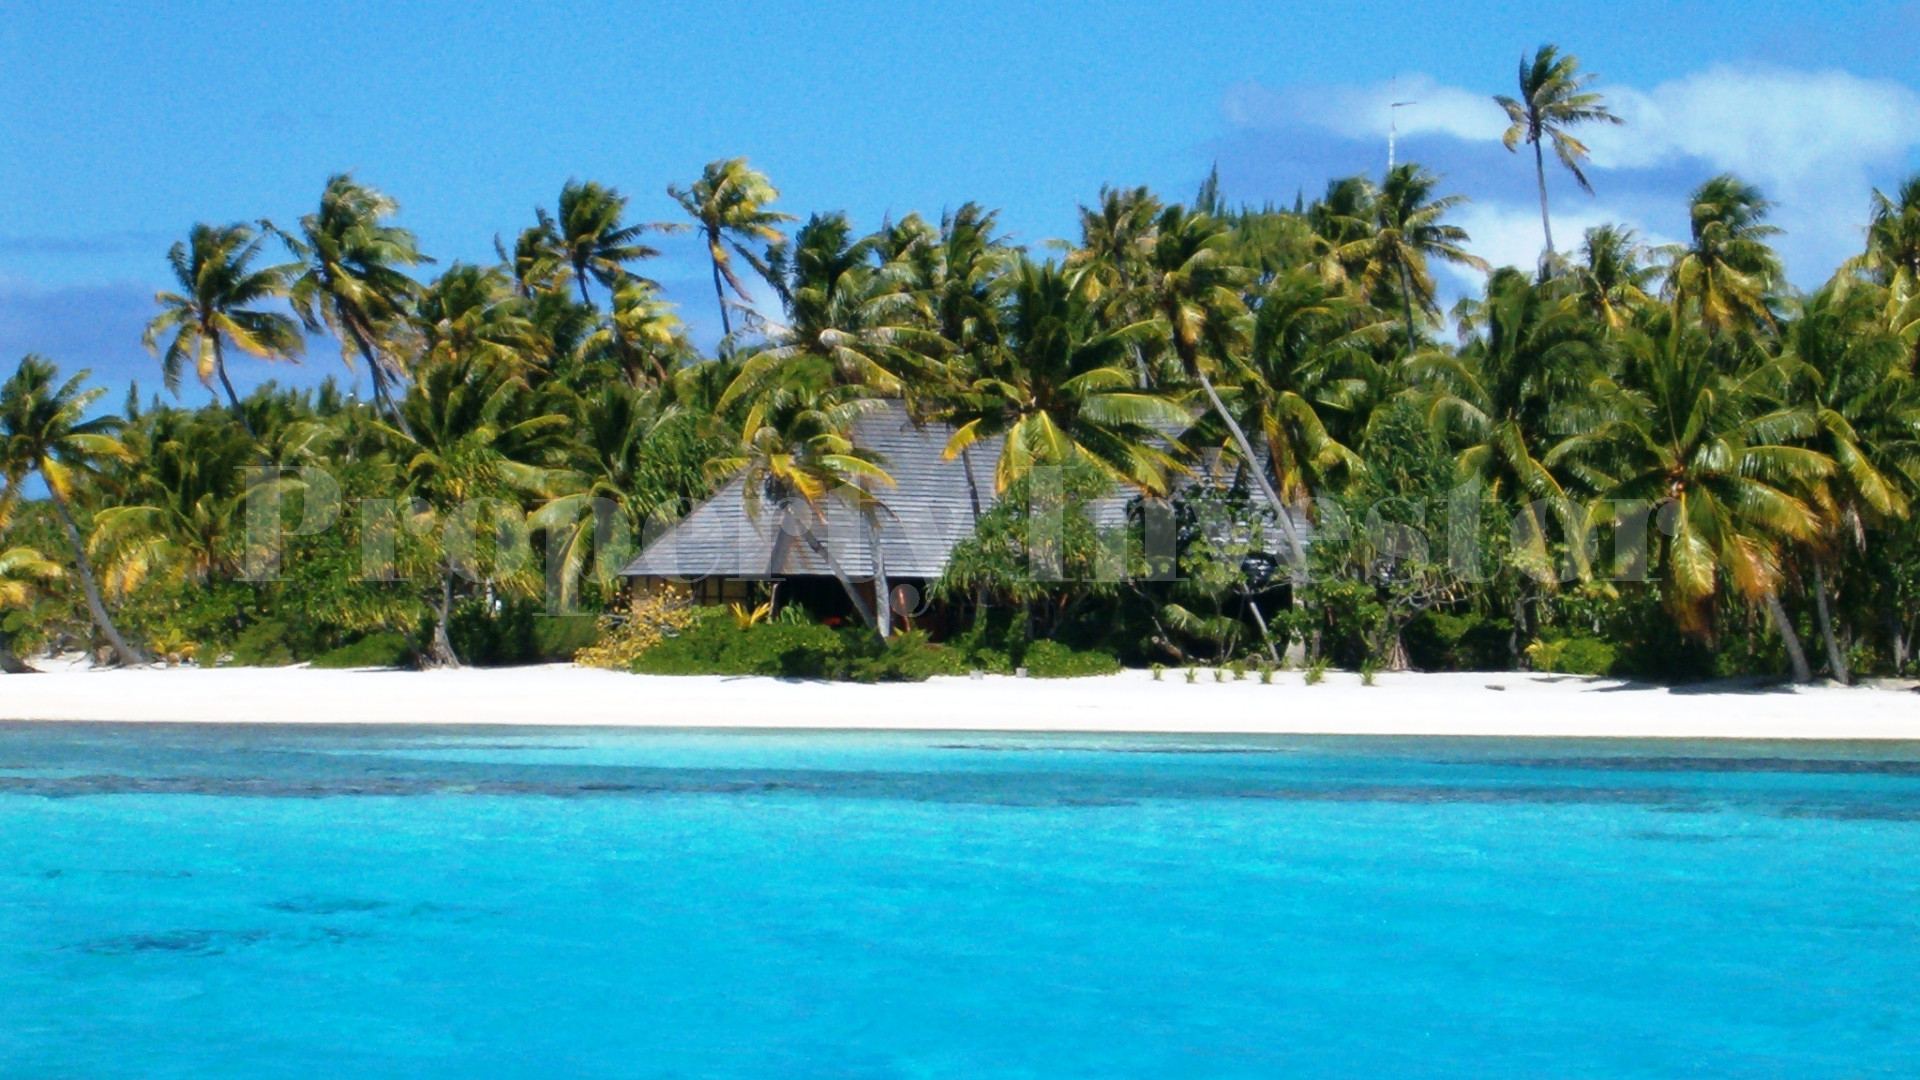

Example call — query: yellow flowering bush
[574,585,697,670]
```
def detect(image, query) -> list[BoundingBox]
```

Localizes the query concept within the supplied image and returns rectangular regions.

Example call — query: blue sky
[4,0,1919,402]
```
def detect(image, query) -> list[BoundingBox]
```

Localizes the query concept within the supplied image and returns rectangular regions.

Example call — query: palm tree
[707,380,894,633]
[1550,325,1831,681]
[722,214,940,408]
[89,406,257,598]
[1140,204,1313,571]
[495,208,569,299]
[940,257,1189,496]
[143,223,303,435]
[586,279,687,385]
[412,264,535,371]
[1305,175,1380,294]
[1064,186,1162,309]
[1416,268,1605,654]
[530,381,717,611]
[669,159,796,338]
[0,498,60,673]
[1064,186,1163,386]
[556,180,672,309]
[1782,283,1920,681]
[279,174,432,421]
[1664,174,1783,338]
[1853,173,1920,362]
[1235,266,1370,503]
[377,353,572,666]
[1495,44,1624,259]
[1421,268,1604,512]
[0,356,144,665]
[1362,164,1489,348]
[1571,224,1658,331]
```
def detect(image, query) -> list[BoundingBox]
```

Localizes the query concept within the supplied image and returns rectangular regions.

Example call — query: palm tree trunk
[1191,367,1318,663]
[789,510,876,631]
[870,514,892,639]
[1812,564,1849,684]
[1533,136,1555,258]
[212,340,257,440]
[1192,369,1308,570]
[578,269,594,309]
[427,567,461,668]
[958,445,989,624]
[959,446,984,520]
[46,488,144,666]
[709,234,733,338]
[1241,589,1281,665]
[1397,260,1420,350]
[0,631,34,674]
[1510,588,1529,668]
[345,317,411,435]
[1887,609,1911,673]
[1764,590,1813,685]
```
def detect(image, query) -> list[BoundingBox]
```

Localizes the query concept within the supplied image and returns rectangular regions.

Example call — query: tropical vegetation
[4,46,1919,684]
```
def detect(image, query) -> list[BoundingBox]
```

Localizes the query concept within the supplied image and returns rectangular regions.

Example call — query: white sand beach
[1,663,1916,738]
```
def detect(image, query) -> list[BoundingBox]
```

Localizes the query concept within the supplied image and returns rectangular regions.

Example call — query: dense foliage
[3,47,1919,683]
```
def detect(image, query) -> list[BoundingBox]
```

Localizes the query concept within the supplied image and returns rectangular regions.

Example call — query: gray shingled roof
[621,400,1312,582]
[621,401,1002,581]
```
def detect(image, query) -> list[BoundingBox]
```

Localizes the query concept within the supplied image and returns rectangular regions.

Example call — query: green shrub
[1304,658,1330,685]
[632,609,851,677]
[632,612,967,682]
[1404,610,1513,671]
[849,630,969,683]
[227,619,296,667]
[944,609,1026,674]
[1526,635,1618,676]
[310,632,414,670]
[1023,639,1121,679]
[534,616,601,661]
[1151,663,1164,681]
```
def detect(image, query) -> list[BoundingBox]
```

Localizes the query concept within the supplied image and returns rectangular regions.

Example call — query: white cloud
[1225,75,1507,144]
[1586,66,1920,195]
[1240,65,1920,197]
[1439,203,1681,288]
[1225,65,1920,283]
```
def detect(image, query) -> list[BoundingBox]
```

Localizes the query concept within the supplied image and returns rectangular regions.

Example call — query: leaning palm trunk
[426,569,461,668]
[342,316,410,435]
[775,502,878,632]
[1396,261,1420,351]
[1763,590,1813,685]
[1812,565,1849,684]
[1191,370,1309,570]
[707,237,733,338]
[1240,588,1282,665]
[211,340,257,441]
[0,632,32,674]
[868,512,892,638]
[1533,138,1555,258]
[1190,368,1312,659]
[46,490,144,667]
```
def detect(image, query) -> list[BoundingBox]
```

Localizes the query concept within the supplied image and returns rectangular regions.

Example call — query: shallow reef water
[2,723,1918,1078]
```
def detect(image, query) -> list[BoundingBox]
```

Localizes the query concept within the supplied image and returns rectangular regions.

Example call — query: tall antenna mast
[1388,82,1417,170]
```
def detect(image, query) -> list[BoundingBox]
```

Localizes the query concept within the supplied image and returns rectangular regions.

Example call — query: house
[620,402,998,628]
[619,400,1311,630]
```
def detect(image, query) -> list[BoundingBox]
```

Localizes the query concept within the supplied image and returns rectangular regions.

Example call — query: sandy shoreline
[0,663,1916,739]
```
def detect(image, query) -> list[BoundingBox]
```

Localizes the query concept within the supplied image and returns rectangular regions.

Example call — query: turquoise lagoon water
[2,724,1919,1078]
